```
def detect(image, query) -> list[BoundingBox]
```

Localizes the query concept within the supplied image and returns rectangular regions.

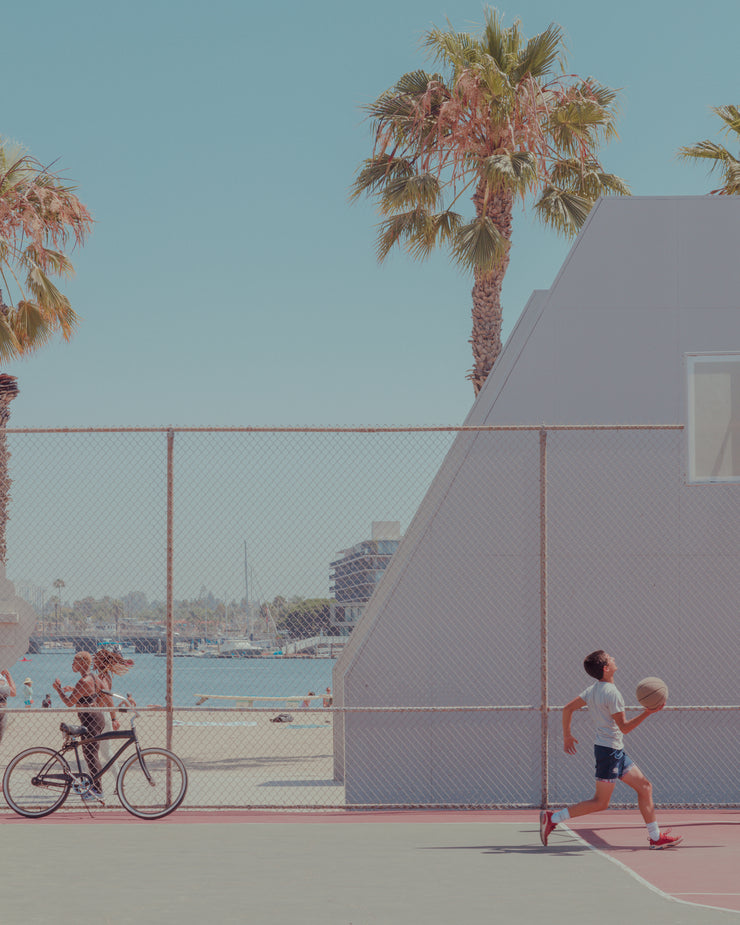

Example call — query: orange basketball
[636,677,668,710]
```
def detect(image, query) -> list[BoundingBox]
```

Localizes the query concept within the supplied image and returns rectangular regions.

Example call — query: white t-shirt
[580,680,625,749]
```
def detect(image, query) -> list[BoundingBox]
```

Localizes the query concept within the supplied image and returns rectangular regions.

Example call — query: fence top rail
[6,424,686,435]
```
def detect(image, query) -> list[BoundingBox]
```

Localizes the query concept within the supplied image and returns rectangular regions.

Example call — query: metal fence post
[539,426,549,808]
[166,428,174,752]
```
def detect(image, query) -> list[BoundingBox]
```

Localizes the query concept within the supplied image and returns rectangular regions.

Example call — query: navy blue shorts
[594,745,635,781]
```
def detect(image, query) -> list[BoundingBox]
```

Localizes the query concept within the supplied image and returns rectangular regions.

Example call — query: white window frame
[686,352,740,483]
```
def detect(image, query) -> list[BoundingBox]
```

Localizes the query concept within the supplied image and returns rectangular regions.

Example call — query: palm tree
[0,138,92,565]
[0,139,92,359]
[678,106,740,195]
[352,8,629,394]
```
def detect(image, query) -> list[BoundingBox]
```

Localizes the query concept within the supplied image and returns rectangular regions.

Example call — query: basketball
[636,677,668,710]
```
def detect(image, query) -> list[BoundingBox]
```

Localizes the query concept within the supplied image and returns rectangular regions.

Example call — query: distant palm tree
[0,138,92,565]
[352,8,629,394]
[678,105,740,195]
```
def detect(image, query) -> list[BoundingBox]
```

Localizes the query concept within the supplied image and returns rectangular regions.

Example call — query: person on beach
[0,668,16,745]
[302,691,316,708]
[93,647,134,773]
[23,677,33,708]
[540,650,682,850]
[53,651,105,802]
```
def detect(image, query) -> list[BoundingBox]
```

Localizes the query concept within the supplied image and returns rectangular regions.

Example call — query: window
[687,353,740,482]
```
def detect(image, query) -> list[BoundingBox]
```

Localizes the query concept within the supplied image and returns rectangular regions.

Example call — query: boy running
[540,650,682,850]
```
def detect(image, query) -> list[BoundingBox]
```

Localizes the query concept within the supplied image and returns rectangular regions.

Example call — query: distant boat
[154,641,194,658]
[215,638,264,658]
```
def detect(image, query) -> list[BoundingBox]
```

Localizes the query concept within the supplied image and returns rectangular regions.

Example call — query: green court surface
[0,810,738,925]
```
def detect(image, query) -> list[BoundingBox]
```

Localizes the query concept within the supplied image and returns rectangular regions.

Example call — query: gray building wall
[333,197,740,805]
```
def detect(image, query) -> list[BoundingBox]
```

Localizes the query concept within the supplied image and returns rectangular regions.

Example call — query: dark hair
[583,650,609,681]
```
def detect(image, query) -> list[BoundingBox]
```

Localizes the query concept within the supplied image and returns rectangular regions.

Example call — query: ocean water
[6,650,335,710]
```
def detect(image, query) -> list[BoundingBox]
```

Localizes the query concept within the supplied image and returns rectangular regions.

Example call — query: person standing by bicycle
[52,651,105,802]
[0,668,16,746]
[93,647,134,773]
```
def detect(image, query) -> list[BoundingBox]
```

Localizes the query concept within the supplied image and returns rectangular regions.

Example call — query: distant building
[329,522,402,636]
[14,580,45,613]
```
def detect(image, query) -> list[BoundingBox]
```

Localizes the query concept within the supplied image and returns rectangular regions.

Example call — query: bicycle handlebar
[109,692,140,719]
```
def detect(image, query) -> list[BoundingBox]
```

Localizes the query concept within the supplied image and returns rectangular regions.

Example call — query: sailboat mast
[244,541,249,635]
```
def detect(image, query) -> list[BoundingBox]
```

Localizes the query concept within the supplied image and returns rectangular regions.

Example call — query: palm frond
[678,107,740,193]
[593,171,630,196]
[678,140,734,166]
[365,73,450,149]
[408,209,463,259]
[0,143,37,193]
[474,57,511,99]
[512,22,564,82]
[713,104,740,137]
[375,208,429,262]
[22,245,75,277]
[475,151,539,191]
[481,9,523,71]
[425,25,482,73]
[0,314,20,363]
[577,79,618,110]
[379,173,441,213]
[718,159,740,194]
[394,69,441,98]
[0,136,90,363]
[451,215,509,272]
[365,88,418,126]
[12,300,56,351]
[24,265,79,338]
[534,186,593,235]
[350,155,415,202]
[549,159,629,198]
[548,100,616,154]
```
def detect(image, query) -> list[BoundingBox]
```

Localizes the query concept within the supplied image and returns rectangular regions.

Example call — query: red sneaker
[539,810,556,847]
[649,828,683,849]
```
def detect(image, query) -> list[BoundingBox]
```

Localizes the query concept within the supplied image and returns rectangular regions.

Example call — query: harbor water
[6,650,335,710]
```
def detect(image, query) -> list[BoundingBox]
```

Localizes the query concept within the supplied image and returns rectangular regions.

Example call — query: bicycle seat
[60,722,88,737]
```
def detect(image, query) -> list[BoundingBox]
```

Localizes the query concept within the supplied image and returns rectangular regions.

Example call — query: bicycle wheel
[116,747,188,819]
[3,747,72,818]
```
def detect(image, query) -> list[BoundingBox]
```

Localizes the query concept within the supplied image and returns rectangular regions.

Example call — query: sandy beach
[0,707,342,811]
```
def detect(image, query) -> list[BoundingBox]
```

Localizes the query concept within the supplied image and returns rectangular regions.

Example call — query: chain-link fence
[0,425,737,811]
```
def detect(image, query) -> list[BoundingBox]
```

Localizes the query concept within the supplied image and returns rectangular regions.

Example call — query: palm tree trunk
[469,187,514,395]
[0,375,19,565]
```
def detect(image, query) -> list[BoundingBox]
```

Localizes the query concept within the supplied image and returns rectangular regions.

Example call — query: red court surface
[1,807,738,915]
[566,809,740,915]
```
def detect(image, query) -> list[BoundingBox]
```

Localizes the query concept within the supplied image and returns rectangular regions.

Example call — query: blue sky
[2,0,737,427]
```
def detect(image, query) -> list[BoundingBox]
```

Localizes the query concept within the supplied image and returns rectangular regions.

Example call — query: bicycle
[2,695,188,819]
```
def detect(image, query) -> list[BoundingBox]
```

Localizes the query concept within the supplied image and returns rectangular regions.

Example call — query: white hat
[24,677,32,685]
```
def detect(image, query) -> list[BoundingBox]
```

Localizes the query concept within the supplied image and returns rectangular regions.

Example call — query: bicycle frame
[54,703,157,790]
[62,727,139,789]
